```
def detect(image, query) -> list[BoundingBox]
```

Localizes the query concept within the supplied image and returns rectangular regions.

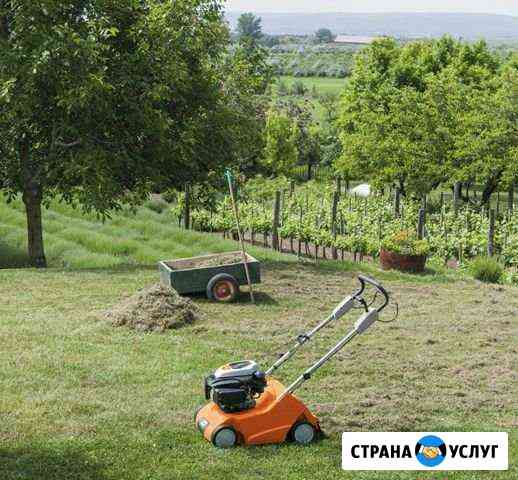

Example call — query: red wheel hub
[214,280,234,301]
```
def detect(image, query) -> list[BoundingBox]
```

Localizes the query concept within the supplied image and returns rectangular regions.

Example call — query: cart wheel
[290,422,317,445]
[212,427,237,449]
[207,274,239,303]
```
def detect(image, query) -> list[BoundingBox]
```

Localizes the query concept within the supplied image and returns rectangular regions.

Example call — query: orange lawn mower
[195,275,392,448]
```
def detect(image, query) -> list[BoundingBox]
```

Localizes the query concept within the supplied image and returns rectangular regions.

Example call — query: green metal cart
[159,251,261,302]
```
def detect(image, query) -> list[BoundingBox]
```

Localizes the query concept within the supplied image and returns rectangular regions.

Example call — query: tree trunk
[480,172,503,206]
[22,183,47,268]
[453,182,461,213]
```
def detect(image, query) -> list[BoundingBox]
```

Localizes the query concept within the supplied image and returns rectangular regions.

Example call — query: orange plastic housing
[196,378,320,446]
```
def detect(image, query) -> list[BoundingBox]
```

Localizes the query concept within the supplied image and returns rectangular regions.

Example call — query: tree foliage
[0,0,269,266]
[337,37,517,200]
[315,28,335,44]
[236,12,263,42]
[263,108,298,176]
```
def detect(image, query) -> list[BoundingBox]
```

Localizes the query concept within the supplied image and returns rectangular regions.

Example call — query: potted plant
[380,230,430,273]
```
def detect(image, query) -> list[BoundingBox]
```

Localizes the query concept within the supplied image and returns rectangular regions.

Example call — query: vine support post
[297,207,303,258]
[488,209,495,257]
[331,191,339,260]
[250,205,255,245]
[417,208,426,240]
[393,188,401,217]
[508,182,515,212]
[184,184,191,230]
[496,192,501,216]
[272,190,281,251]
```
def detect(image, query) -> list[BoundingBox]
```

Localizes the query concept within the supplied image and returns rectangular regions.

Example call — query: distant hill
[225,12,518,43]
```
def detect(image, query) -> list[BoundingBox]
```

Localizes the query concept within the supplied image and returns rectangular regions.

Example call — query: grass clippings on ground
[106,283,200,332]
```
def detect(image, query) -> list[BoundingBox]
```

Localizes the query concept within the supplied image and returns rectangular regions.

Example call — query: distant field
[278,76,347,95]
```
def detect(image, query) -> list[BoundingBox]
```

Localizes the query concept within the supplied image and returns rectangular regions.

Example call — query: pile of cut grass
[106,283,200,332]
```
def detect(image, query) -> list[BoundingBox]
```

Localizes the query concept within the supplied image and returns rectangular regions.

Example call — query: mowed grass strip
[0,261,516,479]
[0,197,291,269]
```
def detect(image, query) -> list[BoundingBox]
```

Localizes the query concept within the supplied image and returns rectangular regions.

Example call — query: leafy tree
[0,0,266,267]
[236,12,263,43]
[263,109,298,176]
[336,36,512,200]
[224,41,273,176]
[315,28,335,44]
[260,34,280,48]
[453,63,518,204]
[280,100,321,180]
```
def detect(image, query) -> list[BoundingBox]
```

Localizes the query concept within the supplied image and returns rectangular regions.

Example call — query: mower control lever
[331,296,356,321]
[354,309,379,334]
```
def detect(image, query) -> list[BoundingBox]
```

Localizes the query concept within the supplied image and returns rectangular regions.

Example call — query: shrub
[291,80,307,96]
[469,256,504,283]
[161,190,179,203]
[382,230,430,256]
[144,197,169,214]
[277,79,288,95]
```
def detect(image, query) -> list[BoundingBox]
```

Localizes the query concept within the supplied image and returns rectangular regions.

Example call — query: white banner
[342,432,508,471]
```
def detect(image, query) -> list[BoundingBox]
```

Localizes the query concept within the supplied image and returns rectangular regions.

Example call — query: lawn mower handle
[357,275,390,313]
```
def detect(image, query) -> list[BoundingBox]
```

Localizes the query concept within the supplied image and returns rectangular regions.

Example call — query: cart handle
[357,275,390,313]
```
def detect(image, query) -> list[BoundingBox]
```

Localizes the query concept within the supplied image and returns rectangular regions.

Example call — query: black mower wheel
[212,427,237,449]
[207,274,239,303]
[290,422,317,445]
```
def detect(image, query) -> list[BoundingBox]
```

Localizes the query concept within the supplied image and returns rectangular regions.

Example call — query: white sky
[225,0,518,16]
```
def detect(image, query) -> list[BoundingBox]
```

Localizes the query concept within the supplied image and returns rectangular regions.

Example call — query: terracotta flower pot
[380,248,427,273]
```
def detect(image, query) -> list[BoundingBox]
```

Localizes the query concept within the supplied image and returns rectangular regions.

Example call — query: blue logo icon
[415,435,447,467]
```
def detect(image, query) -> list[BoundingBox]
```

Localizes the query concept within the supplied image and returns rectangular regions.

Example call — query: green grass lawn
[278,76,348,96]
[1,200,517,479]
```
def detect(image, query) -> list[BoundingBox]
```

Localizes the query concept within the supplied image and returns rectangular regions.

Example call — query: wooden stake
[418,208,426,240]
[488,209,495,257]
[331,191,339,260]
[184,184,191,229]
[272,191,281,251]
[226,172,255,303]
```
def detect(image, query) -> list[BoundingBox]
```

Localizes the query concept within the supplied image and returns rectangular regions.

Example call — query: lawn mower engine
[204,361,267,413]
